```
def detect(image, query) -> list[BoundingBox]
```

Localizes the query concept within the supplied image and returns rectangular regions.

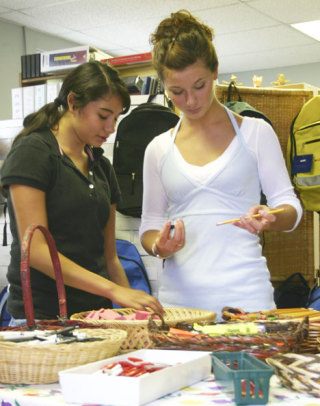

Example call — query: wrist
[151,242,169,259]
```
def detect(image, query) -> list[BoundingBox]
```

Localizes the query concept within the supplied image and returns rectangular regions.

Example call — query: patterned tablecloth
[1,374,320,406]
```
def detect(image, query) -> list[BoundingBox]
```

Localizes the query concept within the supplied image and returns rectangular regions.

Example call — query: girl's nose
[185,91,196,106]
[104,118,116,134]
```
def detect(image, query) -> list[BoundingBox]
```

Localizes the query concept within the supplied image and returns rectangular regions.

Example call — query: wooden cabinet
[216,85,315,285]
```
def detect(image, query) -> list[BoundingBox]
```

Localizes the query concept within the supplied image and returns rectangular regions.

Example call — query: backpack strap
[289,114,298,177]
[227,81,242,102]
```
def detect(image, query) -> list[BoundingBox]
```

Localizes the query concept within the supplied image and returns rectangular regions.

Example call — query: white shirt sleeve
[243,118,303,230]
[139,131,172,238]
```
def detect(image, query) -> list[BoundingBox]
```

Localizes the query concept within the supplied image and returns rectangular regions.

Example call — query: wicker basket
[0,224,127,384]
[300,320,320,353]
[0,328,127,384]
[71,307,216,350]
[149,318,308,360]
[266,353,320,397]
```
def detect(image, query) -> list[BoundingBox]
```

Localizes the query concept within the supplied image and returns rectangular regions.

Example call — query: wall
[218,61,320,88]
[0,19,79,120]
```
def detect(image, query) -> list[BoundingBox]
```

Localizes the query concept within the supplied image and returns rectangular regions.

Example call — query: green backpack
[287,96,320,211]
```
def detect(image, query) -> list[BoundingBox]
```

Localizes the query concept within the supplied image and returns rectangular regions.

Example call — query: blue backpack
[114,239,152,308]
[307,271,320,311]
[0,285,10,327]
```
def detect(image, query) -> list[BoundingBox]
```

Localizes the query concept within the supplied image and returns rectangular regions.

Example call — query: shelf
[21,72,68,86]
[21,62,155,86]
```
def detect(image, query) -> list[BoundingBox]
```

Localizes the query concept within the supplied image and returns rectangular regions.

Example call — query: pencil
[216,208,285,226]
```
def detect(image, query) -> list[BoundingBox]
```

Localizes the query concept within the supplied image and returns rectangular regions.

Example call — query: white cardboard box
[59,349,211,405]
[40,45,112,73]
[41,45,90,73]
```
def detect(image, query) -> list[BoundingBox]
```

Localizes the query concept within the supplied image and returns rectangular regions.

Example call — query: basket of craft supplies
[71,306,216,350]
[149,316,308,360]
[0,224,127,384]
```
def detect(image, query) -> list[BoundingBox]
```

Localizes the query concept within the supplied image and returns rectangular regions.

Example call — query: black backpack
[113,100,179,217]
[274,272,310,309]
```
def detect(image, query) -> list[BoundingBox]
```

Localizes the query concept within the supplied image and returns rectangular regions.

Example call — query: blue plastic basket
[211,351,274,405]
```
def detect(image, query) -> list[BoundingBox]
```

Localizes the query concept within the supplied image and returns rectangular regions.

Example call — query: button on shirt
[0,129,121,318]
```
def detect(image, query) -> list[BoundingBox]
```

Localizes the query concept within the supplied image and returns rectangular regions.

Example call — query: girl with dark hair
[1,61,162,321]
[140,11,302,317]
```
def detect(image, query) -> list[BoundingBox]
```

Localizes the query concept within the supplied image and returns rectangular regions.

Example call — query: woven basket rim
[0,328,127,351]
[70,307,216,326]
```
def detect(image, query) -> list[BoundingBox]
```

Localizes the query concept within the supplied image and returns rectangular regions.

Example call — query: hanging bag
[286,95,320,211]
[113,94,179,218]
[273,272,310,309]
[225,81,273,127]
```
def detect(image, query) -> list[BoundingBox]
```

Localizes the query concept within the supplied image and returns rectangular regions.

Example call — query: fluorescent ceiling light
[291,20,320,41]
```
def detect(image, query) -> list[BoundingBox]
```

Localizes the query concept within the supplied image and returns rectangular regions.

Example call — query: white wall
[218,61,320,88]
[0,19,79,120]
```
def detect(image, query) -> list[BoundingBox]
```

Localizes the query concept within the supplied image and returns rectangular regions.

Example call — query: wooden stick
[216,208,285,226]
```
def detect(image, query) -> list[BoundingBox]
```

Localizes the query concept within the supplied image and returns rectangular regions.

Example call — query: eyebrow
[99,107,113,113]
[169,78,205,90]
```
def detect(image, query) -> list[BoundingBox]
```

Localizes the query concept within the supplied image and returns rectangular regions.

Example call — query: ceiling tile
[249,0,320,23]
[0,0,71,9]
[0,11,71,34]
[219,42,320,73]
[18,0,156,30]
[194,3,276,35]
[215,24,316,57]
[83,17,159,52]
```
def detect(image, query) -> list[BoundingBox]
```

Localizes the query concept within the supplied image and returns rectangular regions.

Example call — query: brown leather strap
[20,224,68,328]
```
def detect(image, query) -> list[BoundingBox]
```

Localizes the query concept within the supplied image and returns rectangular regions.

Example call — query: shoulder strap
[289,114,298,177]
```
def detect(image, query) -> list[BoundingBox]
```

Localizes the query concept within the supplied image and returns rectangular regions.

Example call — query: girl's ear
[67,92,77,112]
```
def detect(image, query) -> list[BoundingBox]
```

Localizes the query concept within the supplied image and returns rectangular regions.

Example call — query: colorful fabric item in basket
[85,308,158,320]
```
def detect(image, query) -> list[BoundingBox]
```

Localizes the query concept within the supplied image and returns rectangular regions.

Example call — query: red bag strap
[20,224,68,328]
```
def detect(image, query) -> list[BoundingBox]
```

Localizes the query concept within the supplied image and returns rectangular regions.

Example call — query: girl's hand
[153,219,185,258]
[110,285,164,315]
[234,205,277,234]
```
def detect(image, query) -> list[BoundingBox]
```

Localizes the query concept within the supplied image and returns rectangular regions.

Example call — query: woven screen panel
[216,85,314,285]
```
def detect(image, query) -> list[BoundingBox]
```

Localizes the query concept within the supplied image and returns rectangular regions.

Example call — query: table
[1,374,319,406]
